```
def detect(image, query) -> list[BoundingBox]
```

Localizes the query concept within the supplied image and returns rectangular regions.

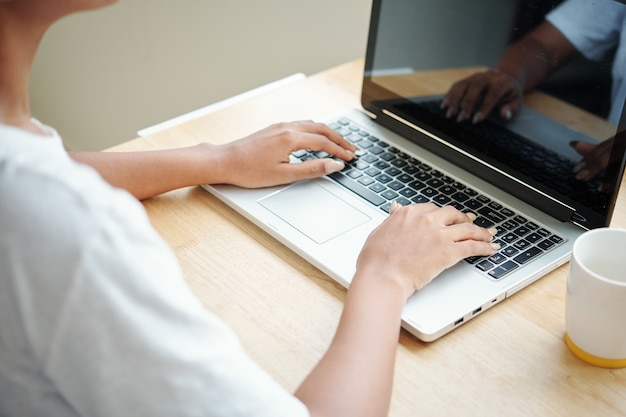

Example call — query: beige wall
[30,1,372,151]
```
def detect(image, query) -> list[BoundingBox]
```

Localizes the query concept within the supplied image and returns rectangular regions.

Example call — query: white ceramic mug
[565,227,626,368]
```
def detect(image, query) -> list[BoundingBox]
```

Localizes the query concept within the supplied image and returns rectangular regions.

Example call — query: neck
[0,6,52,134]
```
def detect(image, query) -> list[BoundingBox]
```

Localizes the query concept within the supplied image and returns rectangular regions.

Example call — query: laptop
[202,0,626,341]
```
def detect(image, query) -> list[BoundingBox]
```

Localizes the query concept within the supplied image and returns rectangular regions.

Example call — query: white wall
[30,1,372,151]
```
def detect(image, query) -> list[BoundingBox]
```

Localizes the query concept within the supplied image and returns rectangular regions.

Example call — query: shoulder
[0,125,152,262]
[0,124,176,354]
[546,0,625,59]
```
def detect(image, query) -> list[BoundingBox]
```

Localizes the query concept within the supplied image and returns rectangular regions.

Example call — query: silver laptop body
[202,0,626,341]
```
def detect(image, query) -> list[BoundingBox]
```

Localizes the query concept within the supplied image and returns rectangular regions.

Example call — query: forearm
[295,273,407,417]
[69,121,357,200]
[70,143,223,200]
[497,21,577,93]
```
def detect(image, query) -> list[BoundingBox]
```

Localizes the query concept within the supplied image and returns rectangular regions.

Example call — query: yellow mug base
[565,333,626,369]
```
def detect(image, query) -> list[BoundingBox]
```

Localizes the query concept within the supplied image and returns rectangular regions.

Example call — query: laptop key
[379,152,396,161]
[347,170,363,179]
[525,232,543,243]
[433,195,451,206]
[502,246,519,257]
[474,217,495,228]
[376,174,393,184]
[381,190,399,200]
[476,259,495,271]
[397,173,413,183]
[513,246,543,264]
[369,183,386,193]
[327,172,386,206]
[489,261,519,279]
[412,195,430,204]
[399,188,418,198]
[465,199,482,210]
[478,207,506,224]
[550,235,564,244]
[488,253,507,264]
[537,239,556,250]
[408,180,426,190]
[451,191,470,202]
[387,181,404,191]
[396,197,412,206]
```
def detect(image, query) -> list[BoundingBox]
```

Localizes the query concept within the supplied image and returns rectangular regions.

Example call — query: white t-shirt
[0,123,309,417]
[547,0,626,125]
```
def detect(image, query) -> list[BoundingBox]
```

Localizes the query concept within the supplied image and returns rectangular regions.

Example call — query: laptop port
[454,317,464,326]
[472,307,482,316]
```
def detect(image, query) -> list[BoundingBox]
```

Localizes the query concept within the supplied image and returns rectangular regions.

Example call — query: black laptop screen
[362,0,626,229]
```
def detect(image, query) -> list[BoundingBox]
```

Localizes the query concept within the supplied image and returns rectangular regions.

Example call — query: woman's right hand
[355,202,499,300]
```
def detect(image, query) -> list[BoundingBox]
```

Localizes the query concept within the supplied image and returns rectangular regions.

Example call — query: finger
[442,222,500,261]
[403,201,439,215]
[580,156,609,181]
[448,221,497,243]
[571,141,606,181]
[293,121,357,153]
[431,205,475,226]
[499,96,522,121]
[499,105,514,122]
[457,82,488,123]
[389,200,403,214]
[442,82,469,118]
[292,130,357,162]
[454,239,500,259]
[473,88,510,124]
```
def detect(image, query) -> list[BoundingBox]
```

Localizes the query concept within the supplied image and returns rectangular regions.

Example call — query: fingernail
[346,150,356,160]
[503,109,512,121]
[488,227,498,236]
[390,200,401,213]
[446,108,455,119]
[472,112,483,124]
[491,243,501,251]
[466,212,477,221]
[325,160,345,174]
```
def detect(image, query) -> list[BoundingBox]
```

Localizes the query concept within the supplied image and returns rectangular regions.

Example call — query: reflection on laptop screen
[362,0,626,230]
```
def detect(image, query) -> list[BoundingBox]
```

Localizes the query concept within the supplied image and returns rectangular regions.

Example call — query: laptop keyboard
[291,117,566,281]
[401,100,604,204]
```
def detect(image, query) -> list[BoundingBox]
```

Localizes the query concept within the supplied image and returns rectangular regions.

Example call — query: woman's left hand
[206,120,357,188]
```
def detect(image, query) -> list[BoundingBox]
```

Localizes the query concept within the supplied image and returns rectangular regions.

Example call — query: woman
[0,1,498,416]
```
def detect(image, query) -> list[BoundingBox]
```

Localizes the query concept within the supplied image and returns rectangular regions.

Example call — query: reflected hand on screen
[570,138,613,182]
[441,69,524,124]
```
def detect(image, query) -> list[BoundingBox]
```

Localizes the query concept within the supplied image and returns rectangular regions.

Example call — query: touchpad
[258,181,371,244]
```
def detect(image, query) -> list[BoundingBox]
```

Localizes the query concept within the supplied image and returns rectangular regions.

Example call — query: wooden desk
[111,60,626,416]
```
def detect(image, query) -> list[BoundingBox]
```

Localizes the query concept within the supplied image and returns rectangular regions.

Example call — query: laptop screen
[362,0,626,230]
